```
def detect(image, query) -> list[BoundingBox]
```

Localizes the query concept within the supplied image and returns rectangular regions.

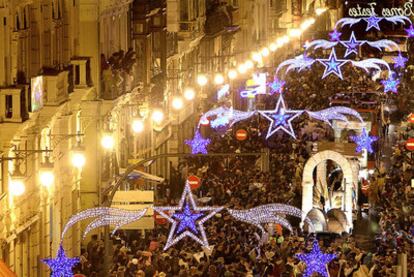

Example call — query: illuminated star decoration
[317,48,347,79]
[364,16,381,31]
[381,76,400,94]
[329,29,341,41]
[42,244,80,277]
[393,54,408,69]
[405,25,414,37]
[268,78,285,94]
[296,240,337,277]
[153,182,223,250]
[258,95,303,139]
[185,129,211,154]
[350,128,378,154]
[341,32,362,57]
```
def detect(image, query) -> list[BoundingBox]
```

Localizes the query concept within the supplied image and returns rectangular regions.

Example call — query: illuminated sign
[348,2,414,17]
[31,76,44,112]
[240,73,267,98]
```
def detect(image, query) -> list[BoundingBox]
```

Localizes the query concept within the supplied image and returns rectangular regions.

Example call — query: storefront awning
[128,170,165,183]
[0,260,16,277]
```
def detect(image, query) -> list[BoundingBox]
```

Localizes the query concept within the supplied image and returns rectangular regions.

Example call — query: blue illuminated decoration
[154,181,223,250]
[341,32,362,57]
[393,54,408,69]
[381,76,400,94]
[306,106,364,126]
[351,128,378,154]
[268,78,285,94]
[365,16,382,31]
[318,48,347,79]
[42,244,80,277]
[329,29,341,41]
[296,240,337,277]
[406,25,414,37]
[198,107,255,130]
[276,54,316,75]
[258,95,303,139]
[335,16,412,31]
[240,73,267,98]
[185,129,211,154]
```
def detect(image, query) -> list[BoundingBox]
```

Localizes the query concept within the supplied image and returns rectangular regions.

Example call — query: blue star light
[154,182,223,250]
[405,25,414,38]
[185,129,211,154]
[318,49,347,80]
[351,128,378,154]
[329,29,342,41]
[174,202,204,234]
[381,77,400,94]
[268,78,285,94]
[42,244,80,277]
[258,95,303,139]
[296,240,337,277]
[341,32,362,57]
[393,54,408,69]
[365,16,381,31]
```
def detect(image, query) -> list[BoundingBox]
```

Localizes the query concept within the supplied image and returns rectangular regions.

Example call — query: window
[153,16,162,27]
[5,95,12,118]
[134,23,144,34]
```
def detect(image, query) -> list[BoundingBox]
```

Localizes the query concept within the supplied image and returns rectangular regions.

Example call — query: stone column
[302,181,313,223]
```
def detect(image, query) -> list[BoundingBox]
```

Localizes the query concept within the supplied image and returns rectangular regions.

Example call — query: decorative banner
[296,240,337,277]
[347,2,414,18]
[240,73,267,98]
[350,128,378,154]
[335,15,412,31]
[154,182,223,250]
[185,129,211,154]
[42,244,80,277]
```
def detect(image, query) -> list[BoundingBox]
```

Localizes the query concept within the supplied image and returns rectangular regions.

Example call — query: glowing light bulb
[131,119,144,133]
[152,110,164,124]
[101,134,115,150]
[261,47,270,57]
[237,63,247,74]
[289,28,302,37]
[214,74,224,85]
[197,74,208,86]
[71,152,86,169]
[184,88,196,100]
[245,60,254,69]
[39,170,54,188]
[228,69,238,79]
[10,179,25,196]
[172,96,184,110]
[252,52,262,62]
[269,43,277,52]
[316,8,327,15]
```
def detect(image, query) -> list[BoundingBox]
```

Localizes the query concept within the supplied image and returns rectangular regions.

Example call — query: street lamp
[245,60,254,70]
[172,96,184,110]
[10,166,25,197]
[39,156,54,188]
[260,47,270,57]
[197,74,208,86]
[101,133,115,150]
[237,63,247,74]
[71,144,86,169]
[214,74,224,85]
[152,109,164,124]
[131,119,144,133]
[228,69,238,80]
[183,88,195,101]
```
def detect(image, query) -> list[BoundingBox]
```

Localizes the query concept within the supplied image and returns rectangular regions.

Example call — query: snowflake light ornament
[185,129,211,154]
[258,95,303,139]
[318,48,347,80]
[154,182,223,250]
[42,244,80,277]
[350,128,377,154]
[268,78,285,94]
[381,77,400,94]
[329,29,341,41]
[296,240,337,277]
[393,54,408,69]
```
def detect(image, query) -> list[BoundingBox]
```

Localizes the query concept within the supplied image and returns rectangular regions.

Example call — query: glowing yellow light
[269,43,277,52]
[101,134,115,150]
[289,28,302,37]
[251,52,262,62]
[315,8,327,15]
[237,63,247,74]
[228,69,238,79]
[10,179,25,196]
[132,119,144,133]
[183,88,195,100]
[39,170,54,188]
[172,96,184,110]
[152,110,164,123]
[71,152,86,168]
[197,74,208,86]
[245,60,254,69]
[214,74,224,85]
[261,47,270,57]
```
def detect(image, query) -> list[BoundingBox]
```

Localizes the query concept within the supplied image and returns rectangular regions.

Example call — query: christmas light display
[335,15,411,31]
[329,29,341,41]
[318,48,348,79]
[240,73,267,98]
[154,182,223,250]
[381,76,400,94]
[185,129,211,154]
[296,240,337,277]
[393,54,408,69]
[406,25,414,37]
[42,244,80,277]
[276,54,315,75]
[199,107,255,130]
[341,32,362,57]
[258,95,303,139]
[350,128,378,154]
[306,107,363,125]
[268,78,285,94]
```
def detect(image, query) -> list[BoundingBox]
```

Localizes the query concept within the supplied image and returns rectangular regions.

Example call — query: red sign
[406,138,414,151]
[235,129,248,141]
[187,175,201,190]
[408,113,414,124]
[154,211,168,225]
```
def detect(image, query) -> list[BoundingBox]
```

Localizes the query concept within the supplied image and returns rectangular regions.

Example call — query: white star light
[258,95,303,139]
[340,32,363,57]
[364,16,381,31]
[154,182,223,250]
[318,48,348,80]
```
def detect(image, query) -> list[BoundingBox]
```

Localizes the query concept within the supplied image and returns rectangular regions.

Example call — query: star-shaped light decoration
[350,128,378,154]
[341,32,362,57]
[405,25,414,38]
[268,78,285,94]
[258,95,303,139]
[381,76,400,94]
[154,182,223,250]
[393,54,408,69]
[365,16,381,31]
[296,240,337,277]
[185,129,211,154]
[329,29,342,41]
[42,244,80,277]
[318,48,348,80]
